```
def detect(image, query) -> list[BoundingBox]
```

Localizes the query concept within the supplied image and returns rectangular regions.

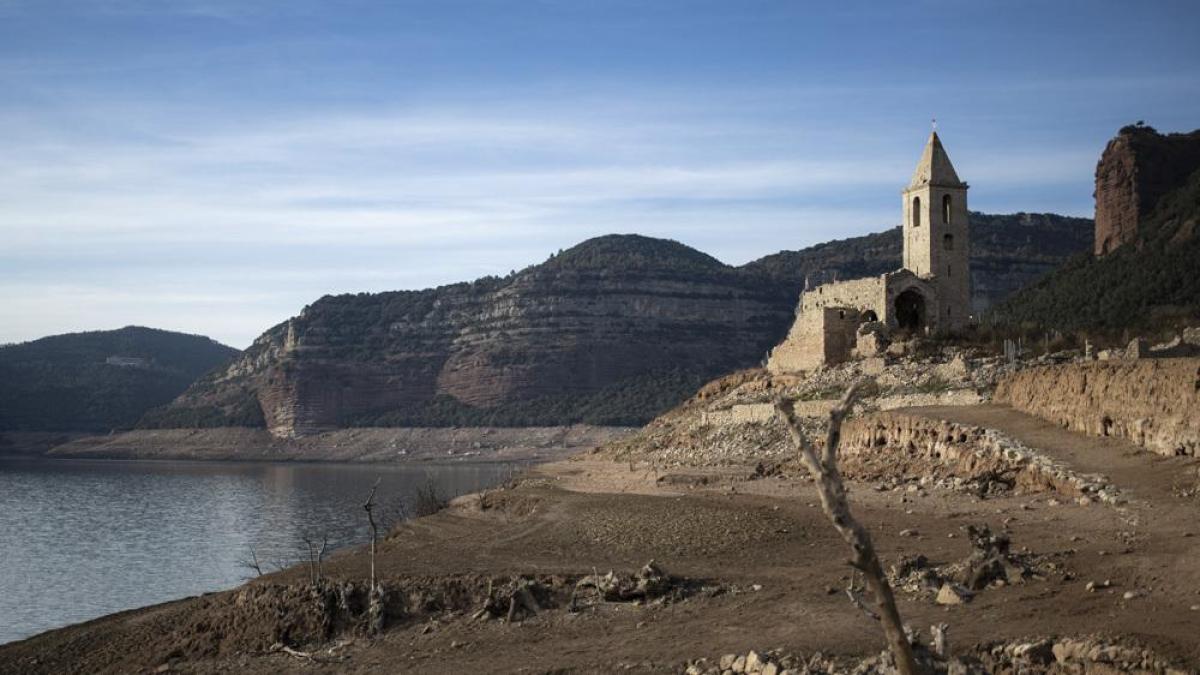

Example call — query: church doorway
[894,289,926,332]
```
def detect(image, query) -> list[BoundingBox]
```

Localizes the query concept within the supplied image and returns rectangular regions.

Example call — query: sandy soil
[2,406,1198,674]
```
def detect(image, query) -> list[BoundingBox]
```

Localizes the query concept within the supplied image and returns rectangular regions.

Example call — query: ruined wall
[1094,126,1200,256]
[994,358,1200,457]
[766,308,861,373]
[799,276,885,316]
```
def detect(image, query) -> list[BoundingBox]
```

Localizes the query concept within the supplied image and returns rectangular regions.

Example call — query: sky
[2,1,1199,348]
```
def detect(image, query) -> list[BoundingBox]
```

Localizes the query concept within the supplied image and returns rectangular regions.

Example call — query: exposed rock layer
[1094,125,1200,255]
[994,358,1200,457]
[151,220,1091,438]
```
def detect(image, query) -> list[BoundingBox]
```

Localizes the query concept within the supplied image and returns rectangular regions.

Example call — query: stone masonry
[768,131,973,373]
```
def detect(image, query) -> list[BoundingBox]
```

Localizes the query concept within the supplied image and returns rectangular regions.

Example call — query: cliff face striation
[1094,125,1200,256]
[147,218,1092,438]
[147,236,797,436]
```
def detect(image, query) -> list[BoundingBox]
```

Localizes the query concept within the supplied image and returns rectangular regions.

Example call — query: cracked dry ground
[2,405,1199,674]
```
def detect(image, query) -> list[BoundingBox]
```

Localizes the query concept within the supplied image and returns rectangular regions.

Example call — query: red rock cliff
[1093,125,1200,256]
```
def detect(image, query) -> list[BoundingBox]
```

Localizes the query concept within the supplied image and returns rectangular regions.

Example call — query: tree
[774,384,919,675]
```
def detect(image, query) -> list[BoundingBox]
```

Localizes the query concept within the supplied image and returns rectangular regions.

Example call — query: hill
[997,125,1200,335]
[744,211,1093,314]
[0,326,239,432]
[147,215,1091,436]
[997,170,1200,334]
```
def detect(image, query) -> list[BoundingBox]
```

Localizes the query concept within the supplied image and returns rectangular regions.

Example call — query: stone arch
[942,194,952,224]
[862,309,879,322]
[912,196,921,227]
[894,288,927,331]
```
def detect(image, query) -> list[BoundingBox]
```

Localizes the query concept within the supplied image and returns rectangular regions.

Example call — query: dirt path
[908,404,1199,510]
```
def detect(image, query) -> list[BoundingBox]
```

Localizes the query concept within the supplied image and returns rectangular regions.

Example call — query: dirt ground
[2,405,1199,674]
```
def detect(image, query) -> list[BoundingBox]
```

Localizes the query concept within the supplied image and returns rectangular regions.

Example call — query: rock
[1013,640,1055,665]
[720,654,737,670]
[744,651,764,673]
[1122,590,1140,600]
[761,663,779,675]
[935,583,968,605]
[899,528,918,537]
[732,655,746,673]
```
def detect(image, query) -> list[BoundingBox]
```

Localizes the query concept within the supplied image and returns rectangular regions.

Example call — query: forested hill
[997,170,1200,334]
[0,326,238,432]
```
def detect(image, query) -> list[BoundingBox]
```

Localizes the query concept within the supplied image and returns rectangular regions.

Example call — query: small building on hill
[768,131,972,373]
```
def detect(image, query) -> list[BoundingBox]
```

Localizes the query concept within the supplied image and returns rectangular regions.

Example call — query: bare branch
[775,383,919,675]
[845,570,880,622]
[236,545,266,579]
[363,478,382,590]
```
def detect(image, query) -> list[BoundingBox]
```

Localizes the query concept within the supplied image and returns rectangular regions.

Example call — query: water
[0,457,519,645]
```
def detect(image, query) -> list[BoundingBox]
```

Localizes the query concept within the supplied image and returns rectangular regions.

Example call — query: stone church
[768,131,972,372]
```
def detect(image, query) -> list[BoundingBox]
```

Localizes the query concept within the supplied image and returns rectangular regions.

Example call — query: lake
[0,457,520,645]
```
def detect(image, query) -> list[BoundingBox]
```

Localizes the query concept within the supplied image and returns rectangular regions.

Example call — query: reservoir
[0,457,518,645]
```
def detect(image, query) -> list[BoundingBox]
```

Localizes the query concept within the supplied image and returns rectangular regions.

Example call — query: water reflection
[0,458,517,645]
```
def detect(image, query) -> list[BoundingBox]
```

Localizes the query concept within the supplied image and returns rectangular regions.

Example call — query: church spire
[908,131,965,189]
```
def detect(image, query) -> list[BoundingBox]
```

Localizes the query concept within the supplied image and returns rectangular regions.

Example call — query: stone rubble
[684,634,1189,674]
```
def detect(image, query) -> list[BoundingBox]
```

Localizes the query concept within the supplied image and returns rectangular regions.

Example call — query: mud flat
[42,425,635,464]
[4,405,1199,674]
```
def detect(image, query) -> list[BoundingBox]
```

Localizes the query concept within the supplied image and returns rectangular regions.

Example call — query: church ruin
[768,131,972,373]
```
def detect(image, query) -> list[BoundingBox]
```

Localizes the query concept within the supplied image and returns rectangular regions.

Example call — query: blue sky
[2,0,1198,348]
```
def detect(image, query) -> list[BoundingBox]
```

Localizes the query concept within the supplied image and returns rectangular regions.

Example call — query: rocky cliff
[1093,124,1200,256]
[145,236,797,436]
[994,359,1200,457]
[1000,129,1200,333]
[146,217,1091,437]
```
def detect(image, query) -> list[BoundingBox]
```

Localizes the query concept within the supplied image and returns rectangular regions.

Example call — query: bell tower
[902,130,970,331]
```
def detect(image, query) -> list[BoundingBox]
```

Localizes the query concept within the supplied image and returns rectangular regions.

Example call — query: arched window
[943,233,954,251]
[912,196,921,227]
[942,194,952,224]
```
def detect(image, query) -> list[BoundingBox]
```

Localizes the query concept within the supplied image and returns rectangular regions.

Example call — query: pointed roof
[908,131,965,189]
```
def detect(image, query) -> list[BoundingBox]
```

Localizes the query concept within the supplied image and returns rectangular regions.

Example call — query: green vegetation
[996,170,1200,337]
[0,326,238,432]
[745,212,1093,291]
[356,369,710,428]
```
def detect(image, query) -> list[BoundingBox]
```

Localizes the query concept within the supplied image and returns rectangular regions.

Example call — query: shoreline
[3,438,1200,672]
[2,425,636,464]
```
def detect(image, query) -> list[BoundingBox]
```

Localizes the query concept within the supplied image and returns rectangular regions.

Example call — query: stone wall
[766,308,861,373]
[994,358,1200,457]
[799,276,885,316]
[840,411,1120,501]
[1094,126,1200,256]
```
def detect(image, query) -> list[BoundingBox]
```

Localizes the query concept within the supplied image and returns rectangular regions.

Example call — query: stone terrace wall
[994,358,1200,457]
[840,412,1120,501]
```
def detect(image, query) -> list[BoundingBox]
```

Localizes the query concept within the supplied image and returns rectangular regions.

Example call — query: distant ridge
[0,326,239,432]
[146,212,1091,436]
